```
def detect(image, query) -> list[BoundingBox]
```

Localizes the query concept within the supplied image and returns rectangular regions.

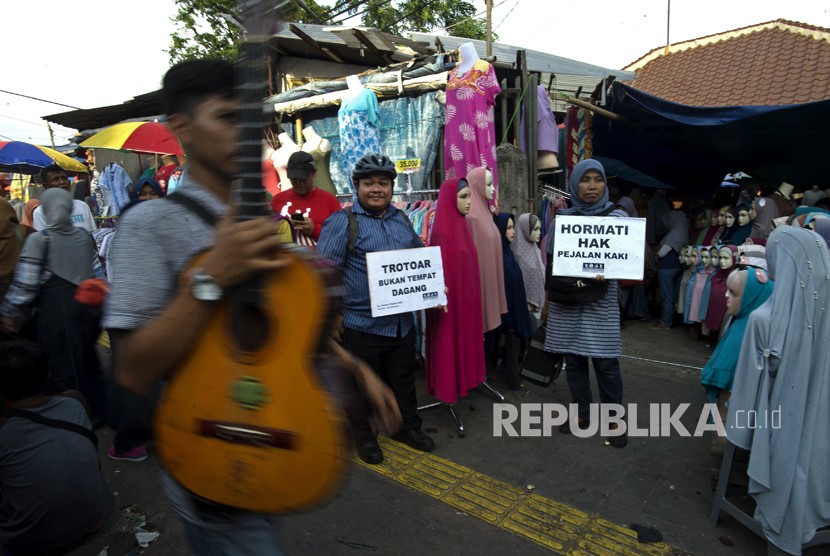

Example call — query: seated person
[0,341,113,555]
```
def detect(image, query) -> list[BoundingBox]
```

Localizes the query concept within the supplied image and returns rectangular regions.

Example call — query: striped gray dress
[543,208,626,358]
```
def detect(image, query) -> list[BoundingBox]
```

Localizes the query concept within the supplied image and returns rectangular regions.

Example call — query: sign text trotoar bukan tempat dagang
[366,247,447,317]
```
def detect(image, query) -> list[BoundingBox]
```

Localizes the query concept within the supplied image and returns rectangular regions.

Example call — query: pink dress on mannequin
[466,166,507,332]
[426,178,487,403]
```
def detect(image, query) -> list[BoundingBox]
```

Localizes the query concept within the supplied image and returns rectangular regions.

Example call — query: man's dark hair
[39,164,65,185]
[0,341,50,401]
[161,59,235,117]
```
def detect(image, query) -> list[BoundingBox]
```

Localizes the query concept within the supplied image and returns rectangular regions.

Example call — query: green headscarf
[700,267,774,401]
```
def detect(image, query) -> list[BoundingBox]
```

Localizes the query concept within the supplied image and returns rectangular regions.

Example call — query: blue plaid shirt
[317,201,423,338]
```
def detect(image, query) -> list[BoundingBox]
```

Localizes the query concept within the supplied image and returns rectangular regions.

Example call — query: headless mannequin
[802,185,827,207]
[301,126,336,195]
[301,126,330,154]
[271,132,299,191]
[457,42,480,77]
[771,181,796,216]
[345,74,363,101]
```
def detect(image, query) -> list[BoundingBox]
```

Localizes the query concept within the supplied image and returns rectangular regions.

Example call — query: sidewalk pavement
[67,320,829,555]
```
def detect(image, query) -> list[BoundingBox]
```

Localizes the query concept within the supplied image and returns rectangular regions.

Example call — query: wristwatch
[190,269,223,302]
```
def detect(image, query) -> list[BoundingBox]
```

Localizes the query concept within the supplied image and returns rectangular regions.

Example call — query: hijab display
[511,213,546,313]
[682,246,705,323]
[748,197,779,240]
[443,42,501,210]
[338,75,380,192]
[301,126,336,195]
[688,247,717,323]
[727,227,830,555]
[426,178,486,404]
[494,214,534,339]
[466,166,507,332]
[704,245,737,334]
[700,267,773,401]
[676,245,693,315]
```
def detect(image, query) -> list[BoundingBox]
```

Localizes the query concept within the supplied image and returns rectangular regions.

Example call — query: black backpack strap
[167,192,218,228]
[345,205,359,255]
[5,408,98,448]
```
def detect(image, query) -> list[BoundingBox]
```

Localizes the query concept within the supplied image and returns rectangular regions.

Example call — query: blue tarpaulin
[592,82,830,197]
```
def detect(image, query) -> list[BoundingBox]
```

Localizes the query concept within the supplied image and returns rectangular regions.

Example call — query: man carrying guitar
[103,60,401,554]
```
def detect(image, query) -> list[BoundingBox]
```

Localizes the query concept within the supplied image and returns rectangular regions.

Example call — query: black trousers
[342,327,421,443]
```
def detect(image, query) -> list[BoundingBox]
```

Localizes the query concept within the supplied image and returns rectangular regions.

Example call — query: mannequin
[270,132,299,191]
[511,213,546,318]
[492,213,534,390]
[770,181,796,217]
[802,185,827,207]
[339,75,380,192]
[676,246,693,316]
[692,246,718,325]
[301,126,336,195]
[705,245,737,336]
[682,246,704,324]
[748,196,779,240]
[520,85,560,170]
[444,43,501,210]
[261,142,279,195]
[466,166,507,332]
[730,205,753,245]
[425,178,487,404]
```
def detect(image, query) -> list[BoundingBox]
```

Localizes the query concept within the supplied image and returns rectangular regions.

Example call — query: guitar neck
[235,2,273,222]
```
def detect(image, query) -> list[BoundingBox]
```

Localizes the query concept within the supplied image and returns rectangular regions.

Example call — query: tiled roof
[622,20,830,106]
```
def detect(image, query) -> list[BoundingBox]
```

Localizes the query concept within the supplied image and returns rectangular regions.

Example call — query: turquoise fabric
[700,268,774,401]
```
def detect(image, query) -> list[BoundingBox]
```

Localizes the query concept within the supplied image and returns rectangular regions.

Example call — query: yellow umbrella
[0,140,87,174]
[80,122,184,156]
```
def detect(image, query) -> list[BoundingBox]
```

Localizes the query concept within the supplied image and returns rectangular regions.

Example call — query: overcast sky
[3,0,828,146]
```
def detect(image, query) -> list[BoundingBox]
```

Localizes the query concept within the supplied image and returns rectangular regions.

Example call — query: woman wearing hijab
[511,213,546,319]
[425,178,486,404]
[0,188,106,422]
[19,199,40,238]
[466,166,507,333]
[727,227,830,555]
[543,159,628,447]
[493,213,534,390]
[654,210,688,329]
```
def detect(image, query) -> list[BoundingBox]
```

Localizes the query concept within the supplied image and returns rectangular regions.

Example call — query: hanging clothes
[443,60,501,209]
[466,167,507,332]
[338,88,381,192]
[305,146,337,195]
[520,85,559,155]
[98,163,132,215]
[425,178,486,404]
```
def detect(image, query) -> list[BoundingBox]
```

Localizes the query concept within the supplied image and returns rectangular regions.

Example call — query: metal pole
[666,0,671,47]
[486,0,493,57]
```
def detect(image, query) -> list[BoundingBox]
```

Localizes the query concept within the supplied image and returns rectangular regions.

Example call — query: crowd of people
[0,55,828,555]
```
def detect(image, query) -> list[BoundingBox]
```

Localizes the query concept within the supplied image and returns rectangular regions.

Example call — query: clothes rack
[418,381,505,438]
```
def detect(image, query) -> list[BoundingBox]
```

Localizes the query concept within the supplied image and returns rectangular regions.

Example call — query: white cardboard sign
[366,247,447,317]
[551,216,647,280]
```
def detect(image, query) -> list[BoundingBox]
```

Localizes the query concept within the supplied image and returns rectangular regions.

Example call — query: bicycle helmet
[352,153,397,183]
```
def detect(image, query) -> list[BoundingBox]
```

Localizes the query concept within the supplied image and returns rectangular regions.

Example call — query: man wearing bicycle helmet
[318,153,435,464]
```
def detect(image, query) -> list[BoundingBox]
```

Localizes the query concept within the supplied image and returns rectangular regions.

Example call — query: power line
[0,89,82,110]
[493,0,520,31]
[444,0,508,31]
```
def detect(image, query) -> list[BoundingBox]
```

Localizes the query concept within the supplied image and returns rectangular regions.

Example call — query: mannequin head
[711,210,720,227]
[700,248,711,267]
[737,205,752,227]
[456,180,472,215]
[725,210,736,228]
[680,246,690,266]
[719,246,735,270]
[689,248,699,267]
[725,269,747,316]
[693,211,707,230]
[484,169,495,200]
[717,207,729,226]
[530,220,541,243]
[505,216,516,243]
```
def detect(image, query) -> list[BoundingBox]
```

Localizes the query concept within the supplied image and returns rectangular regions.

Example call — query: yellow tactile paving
[354,438,684,555]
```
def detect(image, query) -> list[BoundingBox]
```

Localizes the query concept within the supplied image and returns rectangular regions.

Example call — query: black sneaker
[357,439,383,464]
[558,419,590,435]
[393,429,435,452]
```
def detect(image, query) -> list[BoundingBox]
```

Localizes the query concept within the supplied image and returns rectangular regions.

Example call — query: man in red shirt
[270,151,342,248]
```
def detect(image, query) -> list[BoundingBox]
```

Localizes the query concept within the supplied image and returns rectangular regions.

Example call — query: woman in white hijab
[727,226,830,554]
[0,188,106,422]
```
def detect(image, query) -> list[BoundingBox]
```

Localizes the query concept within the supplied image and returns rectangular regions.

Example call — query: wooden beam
[289,23,344,63]
[352,29,393,65]
[564,96,629,123]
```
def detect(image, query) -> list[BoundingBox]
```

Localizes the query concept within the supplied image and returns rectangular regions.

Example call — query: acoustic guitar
[154,0,349,513]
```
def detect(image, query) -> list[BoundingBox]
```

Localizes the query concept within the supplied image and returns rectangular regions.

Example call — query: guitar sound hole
[230,302,271,353]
